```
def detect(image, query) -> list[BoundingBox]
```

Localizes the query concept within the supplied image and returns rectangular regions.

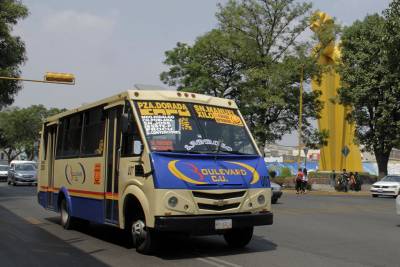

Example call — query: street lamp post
[0,72,75,85]
[298,66,304,170]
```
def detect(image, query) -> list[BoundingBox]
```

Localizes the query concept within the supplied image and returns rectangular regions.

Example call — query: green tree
[0,0,28,108]
[0,105,64,163]
[385,0,400,76]
[338,13,400,176]
[161,0,323,147]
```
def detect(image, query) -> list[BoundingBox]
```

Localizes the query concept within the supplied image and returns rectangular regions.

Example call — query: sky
[12,0,392,145]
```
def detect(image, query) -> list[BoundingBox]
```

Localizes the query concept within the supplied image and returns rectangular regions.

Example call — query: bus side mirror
[133,140,143,155]
[121,113,129,133]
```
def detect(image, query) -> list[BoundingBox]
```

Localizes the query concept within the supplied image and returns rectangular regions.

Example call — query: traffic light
[44,72,75,84]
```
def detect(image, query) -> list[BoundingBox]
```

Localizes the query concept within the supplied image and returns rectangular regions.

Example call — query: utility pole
[297,66,304,170]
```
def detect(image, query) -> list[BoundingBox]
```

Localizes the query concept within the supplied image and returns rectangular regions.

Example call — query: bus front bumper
[154,212,273,234]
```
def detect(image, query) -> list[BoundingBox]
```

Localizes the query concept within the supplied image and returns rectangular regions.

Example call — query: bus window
[81,107,105,156]
[56,113,83,158]
[121,103,141,157]
[42,126,48,160]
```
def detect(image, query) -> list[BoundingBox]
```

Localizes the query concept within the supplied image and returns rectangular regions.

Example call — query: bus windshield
[135,101,257,155]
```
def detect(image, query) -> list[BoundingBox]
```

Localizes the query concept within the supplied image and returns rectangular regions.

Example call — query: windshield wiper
[218,150,253,155]
[161,149,202,154]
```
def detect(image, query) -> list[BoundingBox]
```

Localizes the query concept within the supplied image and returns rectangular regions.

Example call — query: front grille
[23,175,33,178]
[197,203,240,211]
[193,191,246,200]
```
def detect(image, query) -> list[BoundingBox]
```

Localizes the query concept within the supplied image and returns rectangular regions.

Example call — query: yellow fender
[119,185,153,229]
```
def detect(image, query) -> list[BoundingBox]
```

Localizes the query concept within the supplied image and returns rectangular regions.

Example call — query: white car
[271,182,283,204]
[0,165,9,182]
[370,175,400,198]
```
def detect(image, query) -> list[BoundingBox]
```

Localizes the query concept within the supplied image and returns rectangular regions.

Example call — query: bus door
[45,124,57,209]
[104,105,123,224]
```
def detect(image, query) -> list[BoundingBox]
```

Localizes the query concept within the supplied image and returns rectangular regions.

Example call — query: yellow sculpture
[311,12,363,172]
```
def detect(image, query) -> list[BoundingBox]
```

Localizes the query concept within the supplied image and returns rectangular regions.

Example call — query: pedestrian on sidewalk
[302,168,308,193]
[295,168,303,194]
[354,172,361,191]
[349,172,356,191]
[340,169,349,192]
[330,170,336,187]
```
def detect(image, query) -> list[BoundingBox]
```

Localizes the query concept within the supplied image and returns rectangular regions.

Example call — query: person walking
[354,172,361,191]
[330,170,336,188]
[349,172,356,191]
[341,169,349,192]
[295,168,303,194]
[302,168,308,193]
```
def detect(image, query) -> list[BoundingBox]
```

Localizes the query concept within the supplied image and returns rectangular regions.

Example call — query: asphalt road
[0,183,398,267]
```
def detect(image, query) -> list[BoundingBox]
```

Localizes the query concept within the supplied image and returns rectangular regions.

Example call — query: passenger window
[56,113,83,158]
[121,104,141,157]
[43,127,49,160]
[81,107,105,156]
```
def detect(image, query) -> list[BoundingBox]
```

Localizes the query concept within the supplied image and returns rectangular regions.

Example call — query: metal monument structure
[310,12,363,172]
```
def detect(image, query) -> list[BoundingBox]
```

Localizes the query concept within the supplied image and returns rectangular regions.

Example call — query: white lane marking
[25,217,42,225]
[196,257,226,267]
[206,257,242,267]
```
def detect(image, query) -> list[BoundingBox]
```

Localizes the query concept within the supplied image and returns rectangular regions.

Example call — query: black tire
[129,216,159,254]
[372,194,378,198]
[60,198,75,230]
[271,197,278,204]
[223,227,253,248]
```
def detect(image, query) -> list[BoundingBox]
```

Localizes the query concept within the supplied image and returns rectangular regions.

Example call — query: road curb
[282,189,370,196]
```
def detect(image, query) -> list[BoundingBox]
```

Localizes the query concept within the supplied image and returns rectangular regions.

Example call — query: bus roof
[45,90,238,123]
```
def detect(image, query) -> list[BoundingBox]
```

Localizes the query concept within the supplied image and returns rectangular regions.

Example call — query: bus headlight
[168,196,178,208]
[257,194,265,205]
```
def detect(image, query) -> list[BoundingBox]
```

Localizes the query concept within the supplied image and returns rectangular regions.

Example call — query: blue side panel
[53,193,59,210]
[37,191,59,211]
[37,191,47,208]
[38,191,105,224]
[70,196,104,224]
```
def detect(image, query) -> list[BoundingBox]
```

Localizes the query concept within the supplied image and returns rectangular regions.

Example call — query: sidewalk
[283,189,371,196]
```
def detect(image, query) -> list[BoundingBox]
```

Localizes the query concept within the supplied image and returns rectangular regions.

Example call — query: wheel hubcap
[61,202,68,225]
[132,220,146,245]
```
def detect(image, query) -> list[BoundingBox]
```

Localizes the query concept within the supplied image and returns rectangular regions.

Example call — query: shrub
[279,167,292,178]
[269,170,277,178]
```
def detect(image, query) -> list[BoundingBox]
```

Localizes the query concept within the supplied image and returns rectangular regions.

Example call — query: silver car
[8,163,37,186]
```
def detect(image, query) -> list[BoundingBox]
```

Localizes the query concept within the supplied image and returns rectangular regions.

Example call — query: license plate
[378,189,383,192]
[215,219,232,230]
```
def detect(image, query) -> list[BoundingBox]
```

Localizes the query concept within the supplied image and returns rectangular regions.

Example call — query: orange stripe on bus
[39,187,108,200]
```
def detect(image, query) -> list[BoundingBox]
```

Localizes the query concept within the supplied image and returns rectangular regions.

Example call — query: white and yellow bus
[37,89,273,254]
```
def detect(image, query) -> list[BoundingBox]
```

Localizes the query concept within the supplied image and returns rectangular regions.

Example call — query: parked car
[8,161,37,186]
[0,165,9,182]
[271,182,283,204]
[370,175,400,198]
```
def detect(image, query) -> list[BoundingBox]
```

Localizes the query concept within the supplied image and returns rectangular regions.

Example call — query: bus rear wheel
[60,199,75,230]
[223,227,253,248]
[130,217,159,254]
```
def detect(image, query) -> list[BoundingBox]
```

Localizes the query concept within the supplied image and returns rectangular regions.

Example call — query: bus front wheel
[60,199,75,230]
[130,217,159,254]
[223,227,253,248]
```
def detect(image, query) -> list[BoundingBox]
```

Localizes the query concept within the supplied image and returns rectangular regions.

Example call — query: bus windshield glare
[135,101,257,155]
